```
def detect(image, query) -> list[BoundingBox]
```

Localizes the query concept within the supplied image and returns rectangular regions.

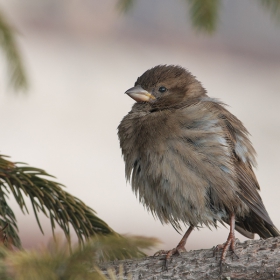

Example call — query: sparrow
[117,65,279,267]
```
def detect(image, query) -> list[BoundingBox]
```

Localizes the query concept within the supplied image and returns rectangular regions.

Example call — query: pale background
[0,0,279,252]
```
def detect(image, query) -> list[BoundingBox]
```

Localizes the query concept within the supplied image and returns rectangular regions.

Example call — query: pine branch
[0,235,159,279]
[117,0,134,13]
[0,9,28,92]
[117,0,221,34]
[117,0,280,34]
[258,0,280,22]
[0,195,20,248]
[186,0,221,34]
[0,155,115,248]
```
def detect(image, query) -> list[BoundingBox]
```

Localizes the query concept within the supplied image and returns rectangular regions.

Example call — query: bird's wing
[176,97,275,226]
[207,99,275,227]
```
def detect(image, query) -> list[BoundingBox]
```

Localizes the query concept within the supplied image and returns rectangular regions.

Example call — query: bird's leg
[215,213,239,270]
[154,226,194,270]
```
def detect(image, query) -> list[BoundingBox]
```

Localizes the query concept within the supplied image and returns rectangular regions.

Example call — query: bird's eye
[158,86,167,93]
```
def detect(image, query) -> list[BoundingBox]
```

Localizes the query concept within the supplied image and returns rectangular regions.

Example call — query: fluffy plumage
[118,65,279,257]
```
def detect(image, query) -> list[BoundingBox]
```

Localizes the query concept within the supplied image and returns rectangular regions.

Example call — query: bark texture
[99,236,280,280]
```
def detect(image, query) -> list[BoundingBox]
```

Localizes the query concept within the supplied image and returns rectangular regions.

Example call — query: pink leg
[154,226,194,270]
[215,213,239,270]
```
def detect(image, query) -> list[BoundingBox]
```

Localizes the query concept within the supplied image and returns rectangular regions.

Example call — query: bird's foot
[154,246,186,271]
[153,226,193,271]
[214,233,239,272]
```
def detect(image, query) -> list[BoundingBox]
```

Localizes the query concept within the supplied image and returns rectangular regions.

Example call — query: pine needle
[117,0,134,13]
[2,235,159,279]
[259,0,280,22]
[186,0,221,34]
[0,155,115,248]
[0,9,28,92]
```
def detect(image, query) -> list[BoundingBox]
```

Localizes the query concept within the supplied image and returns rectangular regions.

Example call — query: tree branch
[99,236,280,279]
[0,10,28,92]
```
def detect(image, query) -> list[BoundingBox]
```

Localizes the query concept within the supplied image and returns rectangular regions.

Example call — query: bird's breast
[118,104,247,228]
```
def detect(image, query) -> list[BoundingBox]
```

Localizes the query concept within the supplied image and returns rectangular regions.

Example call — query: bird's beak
[125,85,156,102]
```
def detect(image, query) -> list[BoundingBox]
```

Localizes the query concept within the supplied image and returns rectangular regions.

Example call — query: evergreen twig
[117,0,134,13]
[0,235,159,279]
[0,155,114,248]
[0,10,28,91]
[259,0,280,22]
[186,0,221,34]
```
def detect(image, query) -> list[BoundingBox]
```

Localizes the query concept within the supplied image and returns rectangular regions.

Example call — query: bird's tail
[260,222,280,239]
[235,213,280,239]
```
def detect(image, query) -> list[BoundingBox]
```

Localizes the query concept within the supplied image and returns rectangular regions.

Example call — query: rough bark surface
[99,237,280,280]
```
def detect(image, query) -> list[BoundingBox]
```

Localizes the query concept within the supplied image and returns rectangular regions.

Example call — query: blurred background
[0,0,279,252]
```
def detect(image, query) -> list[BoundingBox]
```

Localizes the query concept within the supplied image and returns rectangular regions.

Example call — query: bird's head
[125,65,207,108]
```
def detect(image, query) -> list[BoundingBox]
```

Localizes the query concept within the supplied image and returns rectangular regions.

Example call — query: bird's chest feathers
[120,110,178,183]
[135,111,171,142]
[120,110,211,221]
[119,105,240,226]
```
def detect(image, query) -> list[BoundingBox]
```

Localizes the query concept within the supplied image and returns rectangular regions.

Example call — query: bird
[117,65,279,267]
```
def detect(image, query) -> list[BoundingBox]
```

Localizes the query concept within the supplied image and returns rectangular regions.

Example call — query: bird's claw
[214,233,239,273]
[154,246,186,271]
[153,250,168,257]
[213,244,223,258]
